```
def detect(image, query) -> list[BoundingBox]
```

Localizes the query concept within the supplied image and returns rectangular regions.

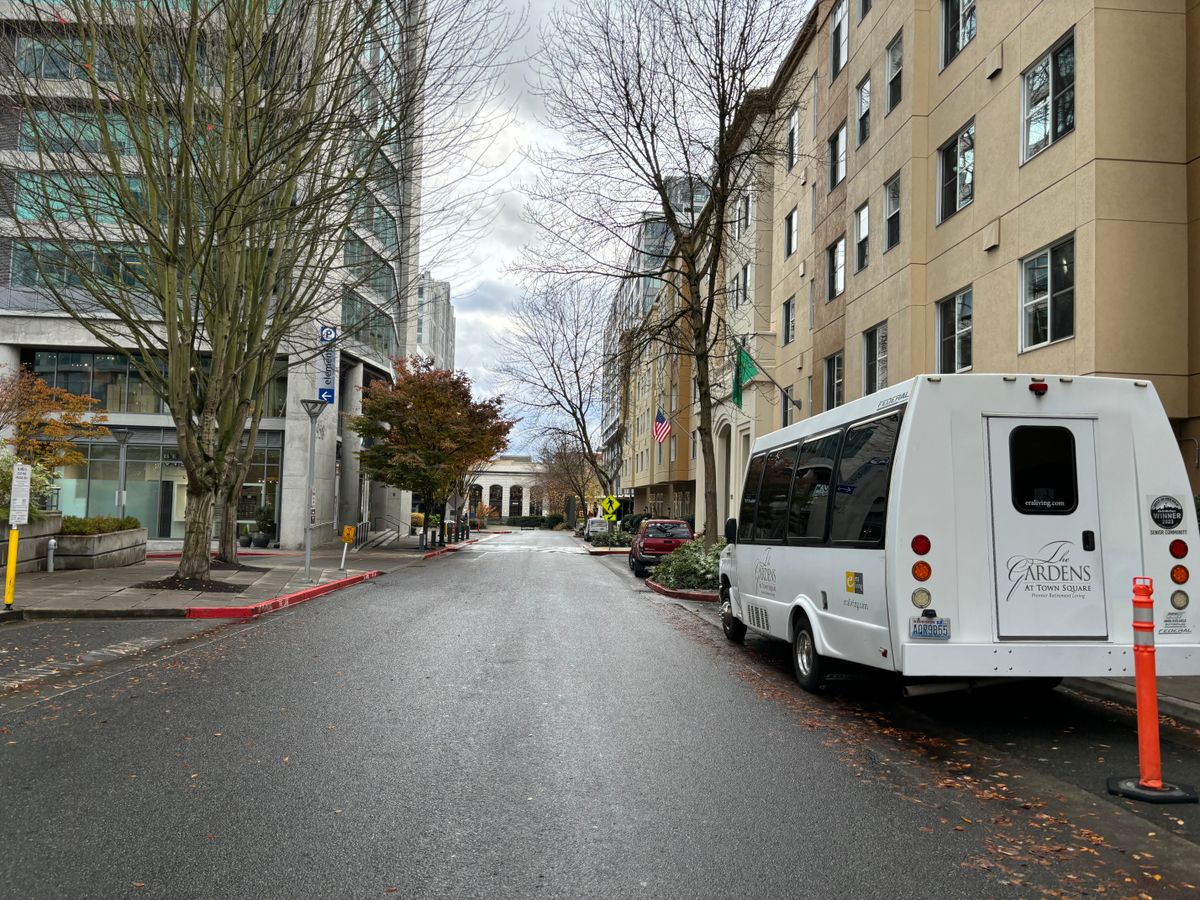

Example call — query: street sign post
[6,463,31,607]
[339,525,356,572]
[317,325,338,405]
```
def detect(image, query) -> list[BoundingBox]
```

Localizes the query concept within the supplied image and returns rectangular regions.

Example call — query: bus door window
[788,433,842,542]
[829,414,901,544]
[738,454,767,543]
[755,445,800,542]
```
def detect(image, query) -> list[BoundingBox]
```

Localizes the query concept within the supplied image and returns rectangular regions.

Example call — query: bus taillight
[1170,565,1189,585]
[1170,539,1188,559]
[911,535,931,555]
[912,561,932,582]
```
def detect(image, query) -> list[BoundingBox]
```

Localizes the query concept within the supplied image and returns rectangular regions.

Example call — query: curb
[1065,677,1200,730]
[422,539,479,560]
[185,570,382,619]
[587,548,630,556]
[644,578,720,603]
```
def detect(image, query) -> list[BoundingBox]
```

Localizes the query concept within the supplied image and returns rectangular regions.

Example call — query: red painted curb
[588,548,631,555]
[185,570,383,619]
[422,538,480,559]
[644,577,720,603]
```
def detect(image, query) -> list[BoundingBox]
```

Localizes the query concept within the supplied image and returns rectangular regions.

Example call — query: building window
[741,263,750,306]
[826,236,845,300]
[784,207,797,257]
[782,296,796,345]
[825,352,844,409]
[942,0,976,68]
[809,280,815,328]
[786,108,798,171]
[864,322,888,393]
[810,184,817,233]
[740,193,751,236]
[670,382,678,410]
[939,121,974,222]
[857,76,871,146]
[1023,33,1075,162]
[781,386,795,428]
[828,123,847,190]
[854,203,869,271]
[657,442,663,465]
[830,0,848,80]
[1021,236,1074,351]
[884,174,900,249]
[860,0,872,18]
[886,33,902,113]
[670,434,677,462]
[691,430,697,459]
[937,287,973,373]
[728,275,739,310]
[811,77,819,140]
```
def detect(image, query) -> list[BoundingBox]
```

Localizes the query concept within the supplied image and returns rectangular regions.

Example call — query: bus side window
[754,444,799,543]
[829,414,900,545]
[738,454,767,543]
[787,432,841,542]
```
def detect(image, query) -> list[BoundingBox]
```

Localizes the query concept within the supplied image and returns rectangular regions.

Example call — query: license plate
[909,617,951,640]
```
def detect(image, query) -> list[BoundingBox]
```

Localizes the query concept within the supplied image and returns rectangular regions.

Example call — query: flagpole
[736,341,804,413]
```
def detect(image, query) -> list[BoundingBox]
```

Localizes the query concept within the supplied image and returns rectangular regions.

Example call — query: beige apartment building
[611,0,1200,529]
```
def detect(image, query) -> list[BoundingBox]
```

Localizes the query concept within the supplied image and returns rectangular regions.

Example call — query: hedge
[60,515,142,535]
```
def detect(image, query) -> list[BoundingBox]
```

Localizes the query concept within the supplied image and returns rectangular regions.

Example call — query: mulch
[131,576,245,593]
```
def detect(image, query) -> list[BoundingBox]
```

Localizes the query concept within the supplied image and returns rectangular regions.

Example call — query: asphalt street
[2,530,1199,898]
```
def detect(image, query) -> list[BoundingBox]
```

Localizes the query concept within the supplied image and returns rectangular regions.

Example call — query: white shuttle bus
[718,374,1200,693]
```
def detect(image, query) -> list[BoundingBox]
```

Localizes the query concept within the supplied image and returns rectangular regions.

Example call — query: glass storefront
[21,349,289,417]
[56,430,284,539]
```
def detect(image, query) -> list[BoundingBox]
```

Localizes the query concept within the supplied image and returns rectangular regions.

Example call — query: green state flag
[731,347,758,409]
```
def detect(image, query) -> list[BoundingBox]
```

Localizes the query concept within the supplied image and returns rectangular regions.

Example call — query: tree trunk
[215,490,239,565]
[694,321,720,547]
[177,487,215,580]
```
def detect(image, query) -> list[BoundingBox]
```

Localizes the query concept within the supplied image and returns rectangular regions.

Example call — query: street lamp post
[111,429,132,520]
[301,399,327,584]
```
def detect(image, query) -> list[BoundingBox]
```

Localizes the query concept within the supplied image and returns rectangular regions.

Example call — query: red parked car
[628,519,694,577]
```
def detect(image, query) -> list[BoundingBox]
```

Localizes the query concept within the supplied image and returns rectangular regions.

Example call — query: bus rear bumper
[900,642,1200,678]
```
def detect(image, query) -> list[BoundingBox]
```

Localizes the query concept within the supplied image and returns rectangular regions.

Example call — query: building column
[279,354,338,550]
[338,361,364,530]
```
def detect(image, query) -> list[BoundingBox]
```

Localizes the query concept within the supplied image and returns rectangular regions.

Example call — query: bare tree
[536,433,601,520]
[4,0,519,578]
[527,0,809,543]
[495,277,617,494]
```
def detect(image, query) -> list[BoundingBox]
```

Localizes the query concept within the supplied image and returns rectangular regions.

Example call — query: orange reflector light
[911,534,931,555]
[1170,539,1188,559]
[1171,565,1189,585]
[912,561,932,582]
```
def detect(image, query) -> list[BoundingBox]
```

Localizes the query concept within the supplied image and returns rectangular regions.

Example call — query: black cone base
[1107,776,1199,804]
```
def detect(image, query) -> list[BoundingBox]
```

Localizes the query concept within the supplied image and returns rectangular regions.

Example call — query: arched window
[529,496,543,516]
[468,483,483,513]
[488,485,503,516]
[509,485,524,518]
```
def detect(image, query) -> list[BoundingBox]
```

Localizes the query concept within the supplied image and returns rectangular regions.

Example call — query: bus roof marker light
[1003,375,1017,382]
[1059,376,1073,383]
[1029,382,1049,396]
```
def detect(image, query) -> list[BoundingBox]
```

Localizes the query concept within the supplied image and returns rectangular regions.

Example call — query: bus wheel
[720,592,746,643]
[792,619,825,692]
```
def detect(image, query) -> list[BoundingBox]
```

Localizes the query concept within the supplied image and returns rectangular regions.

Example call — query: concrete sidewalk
[0,546,424,619]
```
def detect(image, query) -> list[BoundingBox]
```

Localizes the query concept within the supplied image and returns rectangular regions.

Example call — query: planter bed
[53,528,148,569]
[644,577,719,603]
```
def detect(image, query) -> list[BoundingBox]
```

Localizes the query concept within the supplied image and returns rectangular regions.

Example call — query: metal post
[112,429,131,519]
[301,399,326,584]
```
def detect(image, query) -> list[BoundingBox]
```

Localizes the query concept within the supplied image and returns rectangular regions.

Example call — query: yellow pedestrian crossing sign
[601,495,619,521]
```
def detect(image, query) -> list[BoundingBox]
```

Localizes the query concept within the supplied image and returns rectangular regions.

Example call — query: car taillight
[1171,565,1189,585]
[1170,539,1188,559]
[911,535,931,555]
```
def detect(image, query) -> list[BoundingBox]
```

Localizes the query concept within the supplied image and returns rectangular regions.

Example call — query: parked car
[628,518,694,577]
[583,517,610,542]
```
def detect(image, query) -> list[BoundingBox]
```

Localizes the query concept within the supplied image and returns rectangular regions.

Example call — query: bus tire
[792,617,825,692]
[720,592,746,643]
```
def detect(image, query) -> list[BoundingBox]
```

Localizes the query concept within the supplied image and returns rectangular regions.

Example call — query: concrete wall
[0,512,62,574]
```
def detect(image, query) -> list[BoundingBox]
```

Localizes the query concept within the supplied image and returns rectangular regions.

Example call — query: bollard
[1107,577,1198,803]
[47,537,57,574]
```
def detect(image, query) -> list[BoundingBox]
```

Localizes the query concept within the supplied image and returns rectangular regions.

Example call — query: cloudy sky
[430,0,560,452]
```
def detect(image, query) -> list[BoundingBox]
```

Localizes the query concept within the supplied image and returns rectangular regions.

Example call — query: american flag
[652,408,671,443]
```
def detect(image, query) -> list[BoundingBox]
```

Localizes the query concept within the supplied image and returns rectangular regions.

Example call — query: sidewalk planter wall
[0,512,63,575]
[54,528,148,569]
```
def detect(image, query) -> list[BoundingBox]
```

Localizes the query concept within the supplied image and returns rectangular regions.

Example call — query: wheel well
[789,606,810,642]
